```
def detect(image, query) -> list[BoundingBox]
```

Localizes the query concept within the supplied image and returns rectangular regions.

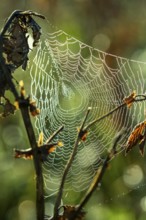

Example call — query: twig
[14,126,64,161]
[84,94,146,131]
[45,125,64,144]
[20,104,45,219]
[84,103,125,131]
[53,107,91,220]
[69,131,124,220]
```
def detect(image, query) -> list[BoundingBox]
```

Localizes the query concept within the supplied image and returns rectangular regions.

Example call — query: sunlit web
[30,20,146,196]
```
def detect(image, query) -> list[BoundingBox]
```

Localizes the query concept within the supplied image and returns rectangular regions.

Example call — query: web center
[59,81,83,111]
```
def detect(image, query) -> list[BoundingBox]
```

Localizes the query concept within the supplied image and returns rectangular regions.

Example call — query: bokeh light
[123,164,143,187]
[92,33,111,51]
[18,200,35,220]
[140,196,146,212]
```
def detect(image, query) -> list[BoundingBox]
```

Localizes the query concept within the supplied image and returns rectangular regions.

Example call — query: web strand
[30,21,146,195]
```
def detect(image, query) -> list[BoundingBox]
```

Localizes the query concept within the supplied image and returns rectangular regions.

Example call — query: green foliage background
[1,0,146,219]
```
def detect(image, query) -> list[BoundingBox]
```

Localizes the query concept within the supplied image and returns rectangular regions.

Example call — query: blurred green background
[1,0,146,219]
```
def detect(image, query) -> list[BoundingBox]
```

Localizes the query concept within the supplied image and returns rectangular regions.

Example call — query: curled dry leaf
[125,120,146,156]
[0,10,44,98]
[2,19,29,71]
[124,91,136,108]
[2,11,44,71]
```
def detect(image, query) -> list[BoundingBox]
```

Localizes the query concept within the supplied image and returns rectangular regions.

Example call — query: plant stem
[84,103,126,131]
[20,106,44,220]
[0,41,44,220]
[45,125,64,144]
[84,94,146,131]
[53,108,91,220]
[69,131,123,220]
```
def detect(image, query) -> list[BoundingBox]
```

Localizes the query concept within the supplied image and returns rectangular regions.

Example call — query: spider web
[30,21,146,196]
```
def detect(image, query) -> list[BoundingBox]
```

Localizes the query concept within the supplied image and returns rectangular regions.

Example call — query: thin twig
[84,103,125,131]
[53,107,91,220]
[84,94,146,131]
[45,125,64,144]
[69,131,124,220]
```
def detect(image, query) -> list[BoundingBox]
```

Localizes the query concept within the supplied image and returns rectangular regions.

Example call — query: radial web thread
[30,24,146,196]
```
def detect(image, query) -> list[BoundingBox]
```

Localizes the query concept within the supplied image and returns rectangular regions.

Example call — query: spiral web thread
[30,23,146,196]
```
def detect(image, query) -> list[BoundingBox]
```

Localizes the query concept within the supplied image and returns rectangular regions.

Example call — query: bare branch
[84,93,146,131]
[45,125,64,144]
[0,10,45,220]
[69,130,124,220]
[53,107,91,220]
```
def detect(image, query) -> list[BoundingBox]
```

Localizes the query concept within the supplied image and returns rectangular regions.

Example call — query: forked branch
[0,10,45,220]
[69,131,124,220]
[53,108,92,220]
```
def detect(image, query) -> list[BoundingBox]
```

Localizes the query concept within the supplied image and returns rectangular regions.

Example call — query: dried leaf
[54,205,86,220]
[125,121,146,155]
[29,99,40,116]
[0,99,16,117]
[29,102,40,116]
[40,142,63,161]
[29,17,42,47]
[2,11,44,71]
[19,80,26,98]
[124,91,136,108]
[14,101,19,110]
[14,148,33,160]
[2,22,29,70]
[14,142,63,161]
[38,132,44,146]
[0,10,44,99]
[78,128,88,142]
